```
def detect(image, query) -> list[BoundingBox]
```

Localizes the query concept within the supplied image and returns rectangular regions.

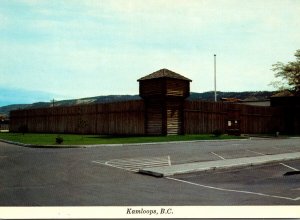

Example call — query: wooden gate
[145,99,163,135]
[166,100,183,135]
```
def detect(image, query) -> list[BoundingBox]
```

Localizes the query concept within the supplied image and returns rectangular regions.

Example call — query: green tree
[271,49,300,95]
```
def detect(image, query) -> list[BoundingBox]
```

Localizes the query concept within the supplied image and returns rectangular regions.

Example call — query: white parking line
[92,156,171,172]
[167,155,171,166]
[245,149,266,156]
[210,152,225,160]
[166,177,300,201]
[232,144,242,146]
[280,163,299,171]
[272,146,297,153]
[93,160,135,171]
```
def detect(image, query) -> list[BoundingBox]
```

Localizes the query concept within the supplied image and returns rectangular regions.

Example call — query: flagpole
[214,54,217,102]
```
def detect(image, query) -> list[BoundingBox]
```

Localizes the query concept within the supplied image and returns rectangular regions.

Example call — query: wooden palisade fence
[10,100,145,135]
[184,101,284,134]
[9,99,287,135]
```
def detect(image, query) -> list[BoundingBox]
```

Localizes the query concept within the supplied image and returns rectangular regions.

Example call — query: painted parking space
[92,156,171,172]
[246,147,298,155]
[206,145,300,161]
[168,160,300,202]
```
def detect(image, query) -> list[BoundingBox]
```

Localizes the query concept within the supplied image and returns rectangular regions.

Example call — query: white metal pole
[214,54,217,102]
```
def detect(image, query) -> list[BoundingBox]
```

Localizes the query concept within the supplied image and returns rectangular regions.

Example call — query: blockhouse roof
[138,68,192,82]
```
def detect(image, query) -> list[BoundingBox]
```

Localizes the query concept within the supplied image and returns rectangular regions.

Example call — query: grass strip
[0,132,244,146]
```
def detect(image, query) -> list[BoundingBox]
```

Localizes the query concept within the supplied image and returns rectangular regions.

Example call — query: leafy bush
[18,125,28,135]
[56,136,64,144]
[212,129,223,137]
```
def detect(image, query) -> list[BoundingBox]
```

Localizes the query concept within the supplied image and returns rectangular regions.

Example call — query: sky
[0,0,300,106]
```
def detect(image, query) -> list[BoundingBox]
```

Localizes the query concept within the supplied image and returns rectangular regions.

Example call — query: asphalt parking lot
[0,138,300,206]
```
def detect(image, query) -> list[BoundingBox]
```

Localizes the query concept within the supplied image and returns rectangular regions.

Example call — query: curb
[85,138,250,148]
[0,139,86,148]
[139,152,300,177]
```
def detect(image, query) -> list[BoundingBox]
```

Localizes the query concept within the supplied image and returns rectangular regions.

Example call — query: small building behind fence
[0,118,9,131]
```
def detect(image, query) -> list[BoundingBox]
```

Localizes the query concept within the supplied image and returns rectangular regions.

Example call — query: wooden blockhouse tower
[138,69,192,135]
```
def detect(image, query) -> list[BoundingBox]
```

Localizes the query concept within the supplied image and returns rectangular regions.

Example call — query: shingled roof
[138,68,192,82]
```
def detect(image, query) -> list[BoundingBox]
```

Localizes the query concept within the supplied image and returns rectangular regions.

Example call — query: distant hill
[188,91,275,101]
[0,104,32,117]
[0,91,276,116]
[0,95,141,116]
